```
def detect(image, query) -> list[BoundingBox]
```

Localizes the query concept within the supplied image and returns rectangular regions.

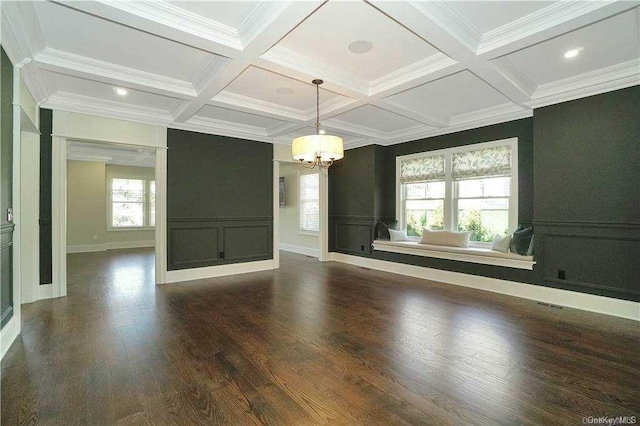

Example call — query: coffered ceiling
[3,0,638,149]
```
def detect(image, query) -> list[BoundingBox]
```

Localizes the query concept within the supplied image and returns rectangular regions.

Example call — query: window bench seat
[372,240,536,270]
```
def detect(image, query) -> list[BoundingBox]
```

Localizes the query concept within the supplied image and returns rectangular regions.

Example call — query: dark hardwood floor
[1,249,638,425]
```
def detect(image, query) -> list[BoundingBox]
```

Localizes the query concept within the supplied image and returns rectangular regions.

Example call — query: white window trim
[298,170,320,235]
[107,174,156,231]
[395,138,518,248]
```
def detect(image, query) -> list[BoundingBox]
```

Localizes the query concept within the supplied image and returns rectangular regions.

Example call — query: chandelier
[292,79,344,169]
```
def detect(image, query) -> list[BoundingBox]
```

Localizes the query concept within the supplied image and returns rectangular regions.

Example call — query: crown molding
[1,1,45,65]
[260,45,370,96]
[490,57,537,99]
[408,0,482,53]
[477,0,617,56]
[449,102,526,127]
[323,118,388,140]
[43,91,278,144]
[184,116,273,142]
[34,48,197,99]
[526,59,640,109]
[212,91,306,122]
[373,99,447,128]
[382,108,533,146]
[96,0,242,50]
[192,56,232,94]
[369,52,457,96]
[238,1,292,47]
[43,92,174,124]
[20,62,53,104]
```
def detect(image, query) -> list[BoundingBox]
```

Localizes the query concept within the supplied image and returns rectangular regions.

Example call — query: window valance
[452,145,512,180]
[400,155,445,184]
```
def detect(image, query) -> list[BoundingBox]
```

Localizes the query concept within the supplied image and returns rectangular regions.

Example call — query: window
[299,172,319,233]
[109,177,155,229]
[397,139,517,246]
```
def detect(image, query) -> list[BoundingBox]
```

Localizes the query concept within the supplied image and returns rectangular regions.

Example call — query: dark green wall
[329,118,535,283]
[329,145,390,256]
[166,129,273,270]
[39,109,53,285]
[328,86,640,301]
[1,47,14,328]
[532,86,639,301]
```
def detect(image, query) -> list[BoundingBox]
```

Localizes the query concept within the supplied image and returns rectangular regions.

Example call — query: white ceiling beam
[53,0,242,58]
[477,1,638,60]
[173,1,326,123]
[33,48,197,100]
[369,0,532,107]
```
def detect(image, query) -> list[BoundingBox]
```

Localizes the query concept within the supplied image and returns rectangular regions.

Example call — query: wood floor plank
[1,248,638,425]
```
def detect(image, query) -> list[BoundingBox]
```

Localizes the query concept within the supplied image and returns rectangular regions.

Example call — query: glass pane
[149,181,156,227]
[457,177,510,198]
[483,177,510,197]
[457,198,509,242]
[406,184,425,199]
[112,202,144,227]
[112,178,144,202]
[404,181,445,200]
[406,200,444,237]
[425,181,445,198]
[300,201,319,232]
[300,173,319,201]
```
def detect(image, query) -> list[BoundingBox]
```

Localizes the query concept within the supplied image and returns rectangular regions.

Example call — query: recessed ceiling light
[115,87,128,96]
[276,87,294,95]
[564,48,582,59]
[348,40,373,54]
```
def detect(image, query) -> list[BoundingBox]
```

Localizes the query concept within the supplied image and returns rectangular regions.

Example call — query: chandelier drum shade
[292,79,344,169]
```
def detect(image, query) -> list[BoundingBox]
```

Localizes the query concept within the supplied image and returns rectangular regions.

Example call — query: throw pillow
[491,234,512,253]
[510,226,534,255]
[388,229,409,242]
[419,229,470,248]
[376,220,397,240]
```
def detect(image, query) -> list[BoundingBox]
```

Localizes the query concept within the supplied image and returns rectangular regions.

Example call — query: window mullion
[444,154,453,232]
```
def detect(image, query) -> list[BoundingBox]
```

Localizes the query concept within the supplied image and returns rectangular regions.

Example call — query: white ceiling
[67,141,156,168]
[3,0,639,149]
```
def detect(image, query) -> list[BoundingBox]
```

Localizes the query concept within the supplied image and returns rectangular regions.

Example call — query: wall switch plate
[558,270,566,280]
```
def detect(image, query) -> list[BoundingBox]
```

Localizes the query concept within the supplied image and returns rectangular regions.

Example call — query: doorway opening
[65,140,157,296]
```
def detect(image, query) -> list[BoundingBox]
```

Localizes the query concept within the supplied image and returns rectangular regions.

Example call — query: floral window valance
[400,155,445,184]
[452,145,511,181]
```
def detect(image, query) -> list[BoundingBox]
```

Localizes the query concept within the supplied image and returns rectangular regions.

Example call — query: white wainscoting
[329,252,640,321]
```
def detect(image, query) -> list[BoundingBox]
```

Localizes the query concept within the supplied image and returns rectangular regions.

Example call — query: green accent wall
[1,47,14,328]
[39,108,53,285]
[532,86,639,300]
[329,86,639,301]
[166,129,273,270]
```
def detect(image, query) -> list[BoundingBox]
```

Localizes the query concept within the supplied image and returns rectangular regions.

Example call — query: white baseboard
[165,260,275,284]
[67,240,155,253]
[37,284,53,300]
[67,243,106,253]
[106,240,155,250]
[1,316,20,360]
[279,243,319,258]
[329,253,640,321]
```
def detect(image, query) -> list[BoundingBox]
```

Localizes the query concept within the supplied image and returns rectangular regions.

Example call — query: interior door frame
[272,155,329,265]
[52,136,168,296]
